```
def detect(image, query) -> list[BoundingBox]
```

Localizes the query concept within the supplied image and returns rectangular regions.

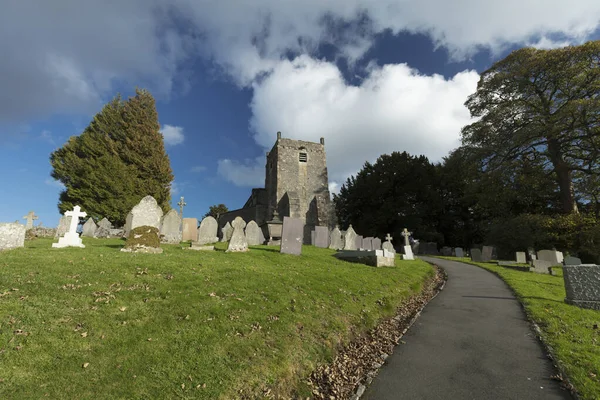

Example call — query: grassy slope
[438,256,600,400]
[0,239,434,399]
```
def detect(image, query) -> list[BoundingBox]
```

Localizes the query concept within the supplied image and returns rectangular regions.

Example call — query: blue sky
[1,1,599,227]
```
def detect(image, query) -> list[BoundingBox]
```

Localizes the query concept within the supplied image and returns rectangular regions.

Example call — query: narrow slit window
[299,152,307,162]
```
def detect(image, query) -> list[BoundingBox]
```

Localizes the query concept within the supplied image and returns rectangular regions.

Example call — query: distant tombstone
[227,217,248,252]
[54,215,72,238]
[530,260,553,274]
[128,196,163,233]
[97,218,112,229]
[329,226,343,250]
[313,226,329,248]
[537,250,562,266]
[403,245,415,260]
[362,237,373,251]
[343,225,357,251]
[197,216,219,245]
[563,256,582,266]
[182,218,198,242]
[411,241,420,255]
[481,246,494,262]
[441,246,452,256]
[310,230,316,246]
[160,209,182,244]
[425,242,439,255]
[221,222,233,242]
[22,211,38,230]
[280,216,304,255]
[355,235,363,250]
[372,238,382,250]
[81,218,97,238]
[471,248,482,262]
[401,228,411,246]
[124,212,133,237]
[382,234,395,253]
[527,247,537,261]
[0,223,26,251]
[516,252,527,264]
[455,247,464,258]
[52,205,86,248]
[95,218,112,238]
[245,220,263,246]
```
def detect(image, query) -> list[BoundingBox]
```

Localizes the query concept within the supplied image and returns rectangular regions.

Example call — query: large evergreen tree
[50,89,173,225]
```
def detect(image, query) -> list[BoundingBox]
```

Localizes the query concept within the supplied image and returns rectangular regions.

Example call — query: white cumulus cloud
[160,124,185,146]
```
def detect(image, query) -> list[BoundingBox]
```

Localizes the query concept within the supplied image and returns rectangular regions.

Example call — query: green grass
[438,256,600,400]
[0,238,434,399]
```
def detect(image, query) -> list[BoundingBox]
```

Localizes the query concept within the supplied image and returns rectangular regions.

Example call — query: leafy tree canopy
[204,204,229,220]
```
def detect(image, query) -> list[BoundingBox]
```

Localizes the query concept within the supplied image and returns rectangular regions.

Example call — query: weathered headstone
[455,247,464,258]
[310,230,316,245]
[314,226,329,248]
[516,252,527,264]
[0,223,26,251]
[95,218,112,238]
[471,248,482,262]
[403,245,415,260]
[22,211,38,230]
[245,220,263,246]
[401,228,411,247]
[182,218,198,242]
[97,218,112,230]
[537,250,562,266]
[372,238,382,250]
[52,205,86,248]
[197,216,219,245]
[530,260,553,274]
[441,246,452,256]
[335,249,395,267]
[81,218,97,238]
[160,209,182,243]
[355,235,363,250]
[280,217,304,255]
[329,226,343,250]
[121,226,163,253]
[563,265,600,310]
[362,237,373,251]
[344,225,357,251]
[221,222,233,242]
[54,215,72,238]
[564,256,582,266]
[481,246,494,262]
[127,196,163,234]
[227,217,248,252]
[382,233,395,253]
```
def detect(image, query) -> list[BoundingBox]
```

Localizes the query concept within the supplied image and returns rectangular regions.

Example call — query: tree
[50,89,173,226]
[204,204,229,219]
[462,40,600,214]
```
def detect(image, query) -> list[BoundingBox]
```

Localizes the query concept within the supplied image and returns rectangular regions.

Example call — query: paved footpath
[363,257,572,400]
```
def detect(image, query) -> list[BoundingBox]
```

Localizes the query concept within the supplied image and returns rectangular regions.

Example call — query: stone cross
[22,211,38,230]
[386,233,393,242]
[401,228,411,247]
[65,206,87,234]
[177,196,187,218]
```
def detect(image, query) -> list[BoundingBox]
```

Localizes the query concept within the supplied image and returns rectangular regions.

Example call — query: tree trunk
[547,138,579,214]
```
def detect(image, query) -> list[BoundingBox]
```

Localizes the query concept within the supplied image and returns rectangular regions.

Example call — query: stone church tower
[218,132,331,242]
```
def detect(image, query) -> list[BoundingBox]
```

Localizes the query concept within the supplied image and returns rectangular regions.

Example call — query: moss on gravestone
[121,226,162,253]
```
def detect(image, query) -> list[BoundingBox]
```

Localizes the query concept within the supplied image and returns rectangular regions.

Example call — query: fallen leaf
[81,332,88,338]
[119,307,127,312]
[82,363,89,369]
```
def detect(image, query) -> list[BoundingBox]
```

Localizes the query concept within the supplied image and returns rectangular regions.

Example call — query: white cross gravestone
[52,205,87,248]
[401,228,412,246]
[22,211,38,230]
[382,233,395,253]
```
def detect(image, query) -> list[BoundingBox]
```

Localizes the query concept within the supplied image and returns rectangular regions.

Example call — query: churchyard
[438,254,600,400]
[0,232,433,399]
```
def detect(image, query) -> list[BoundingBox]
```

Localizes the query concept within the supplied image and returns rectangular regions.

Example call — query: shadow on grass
[250,247,281,253]
[102,244,124,249]
[519,296,564,304]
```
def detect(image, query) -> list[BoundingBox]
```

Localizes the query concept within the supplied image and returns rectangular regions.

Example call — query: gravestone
[127,196,163,234]
[124,212,133,237]
[527,248,537,261]
[197,216,219,245]
[245,220,263,246]
[97,218,112,230]
[0,223,26,251]
[403,245,415,260]
[221,222,233,242]
[537,250,562,266]
[314,226,329,248]
[160,209,182,244]
[335,249,395,267]
[362,237,373,251]
[516,252,527,264]
[372,238,382,250]
[280,216,304,255]
[343,225,357,251]
[382,234,395,253]
[455,247,464,258]
[564,256,582,266]
[329,226,343,250]
[52,206,86,248]
[81,218,97,237]
[95,218,112,238]
[22,211,38,230]
[54,215,72,238]
[121,226,162,254]
[227,217,248,252]
[441,246,452,256]
[355,235,363,250]
[471,248,482,262]
[530,260,553,274]
[563,265,600,310]
[182,218,198,242]
[401,228,411,247]
[481,246,494,262]
[310,230,315,246]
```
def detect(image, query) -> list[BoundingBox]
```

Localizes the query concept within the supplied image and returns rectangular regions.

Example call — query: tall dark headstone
[280,217,304,255]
